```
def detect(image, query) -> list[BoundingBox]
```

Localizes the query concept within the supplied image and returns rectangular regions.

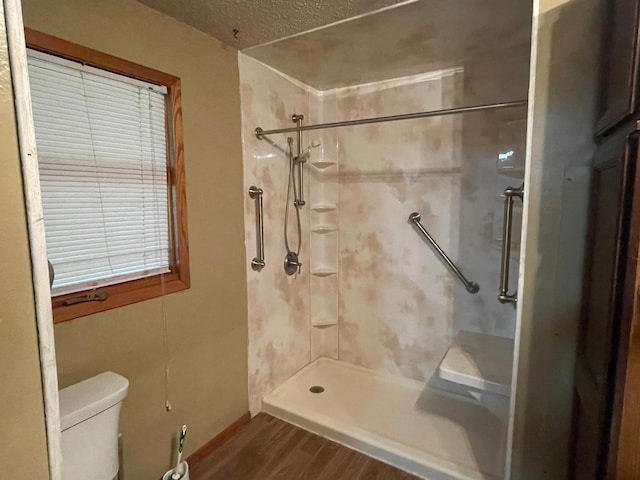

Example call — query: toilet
[59,372,129,480]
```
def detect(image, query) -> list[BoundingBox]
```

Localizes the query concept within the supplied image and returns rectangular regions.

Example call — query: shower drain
[309,385,325,394]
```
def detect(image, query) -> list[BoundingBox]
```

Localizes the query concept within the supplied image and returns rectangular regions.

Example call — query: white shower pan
[263,357,506,480]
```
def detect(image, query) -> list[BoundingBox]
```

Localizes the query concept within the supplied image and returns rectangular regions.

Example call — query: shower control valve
[284,251,302,276]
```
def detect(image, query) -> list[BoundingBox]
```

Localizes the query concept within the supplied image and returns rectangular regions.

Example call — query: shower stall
[239,1,602,478]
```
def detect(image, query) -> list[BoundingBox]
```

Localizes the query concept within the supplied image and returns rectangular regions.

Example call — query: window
[26,29,190,323]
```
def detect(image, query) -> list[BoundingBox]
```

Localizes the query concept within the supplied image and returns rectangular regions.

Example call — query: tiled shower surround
[240,53,528,413]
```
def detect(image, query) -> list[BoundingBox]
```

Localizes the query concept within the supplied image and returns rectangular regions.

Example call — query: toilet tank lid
[59,372,129,431]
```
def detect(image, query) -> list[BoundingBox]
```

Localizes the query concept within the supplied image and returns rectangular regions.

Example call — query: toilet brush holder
[162,461,189,480]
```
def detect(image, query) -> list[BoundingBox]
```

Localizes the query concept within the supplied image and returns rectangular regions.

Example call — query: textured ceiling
[244,0,533,90]
[135,0,408,49]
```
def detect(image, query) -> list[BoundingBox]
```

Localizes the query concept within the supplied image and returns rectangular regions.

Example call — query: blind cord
[78,66,174,412]
[80,70,116,277]
[146,88,173,412]
[160,273,171,412]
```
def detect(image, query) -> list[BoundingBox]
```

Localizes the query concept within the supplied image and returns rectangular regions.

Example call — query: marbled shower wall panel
[336,67,527,382]
[336,72,461,382]
[239,55,316,413]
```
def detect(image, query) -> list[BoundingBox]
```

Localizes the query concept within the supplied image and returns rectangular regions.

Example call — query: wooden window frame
[25,28,190,323]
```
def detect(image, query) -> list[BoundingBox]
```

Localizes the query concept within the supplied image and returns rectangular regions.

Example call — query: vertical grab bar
[249,186,265,271]
[498,184,524,304]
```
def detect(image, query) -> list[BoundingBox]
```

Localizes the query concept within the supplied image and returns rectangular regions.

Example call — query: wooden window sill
[52,272,190,323]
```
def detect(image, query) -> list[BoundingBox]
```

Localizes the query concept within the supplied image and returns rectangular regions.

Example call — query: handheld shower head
[298,140,322,161]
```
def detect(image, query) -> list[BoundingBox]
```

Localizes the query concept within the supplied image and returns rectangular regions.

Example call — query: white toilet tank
[59,372,129,480]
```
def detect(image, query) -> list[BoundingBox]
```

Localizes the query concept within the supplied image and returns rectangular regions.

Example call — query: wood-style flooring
[190,413,420,479]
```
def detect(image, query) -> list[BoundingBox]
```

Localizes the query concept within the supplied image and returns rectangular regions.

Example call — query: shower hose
[284,137,302,262]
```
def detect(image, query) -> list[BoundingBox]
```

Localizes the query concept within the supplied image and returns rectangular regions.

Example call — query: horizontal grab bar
[409,212,479,294]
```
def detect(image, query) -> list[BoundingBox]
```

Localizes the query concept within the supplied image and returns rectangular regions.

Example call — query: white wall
[510,0,605,477]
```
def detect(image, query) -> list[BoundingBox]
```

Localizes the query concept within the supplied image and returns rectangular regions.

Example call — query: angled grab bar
[249,186,265,271]
[409,212,479,294]
[498,184,524,304]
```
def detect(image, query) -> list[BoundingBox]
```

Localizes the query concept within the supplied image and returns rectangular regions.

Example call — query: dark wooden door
[571,127,639,479]
[597,0,640,135]
[607,131,640,478]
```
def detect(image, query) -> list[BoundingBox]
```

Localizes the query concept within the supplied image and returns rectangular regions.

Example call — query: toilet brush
[171,425,187,480]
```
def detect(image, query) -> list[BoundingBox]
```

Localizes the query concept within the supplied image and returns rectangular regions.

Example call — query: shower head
[296,140,322,162]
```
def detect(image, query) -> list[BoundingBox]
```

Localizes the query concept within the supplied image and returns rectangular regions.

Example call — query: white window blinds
[27,50,171,296]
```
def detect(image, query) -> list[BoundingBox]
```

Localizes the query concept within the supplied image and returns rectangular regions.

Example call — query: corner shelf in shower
[437,330,514,397]
[311,160,336,169]
[311,312,337,327]
[496,167,525,179]
[311,267,337,277]
[311,225,338,234]
[311,203,337,213]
